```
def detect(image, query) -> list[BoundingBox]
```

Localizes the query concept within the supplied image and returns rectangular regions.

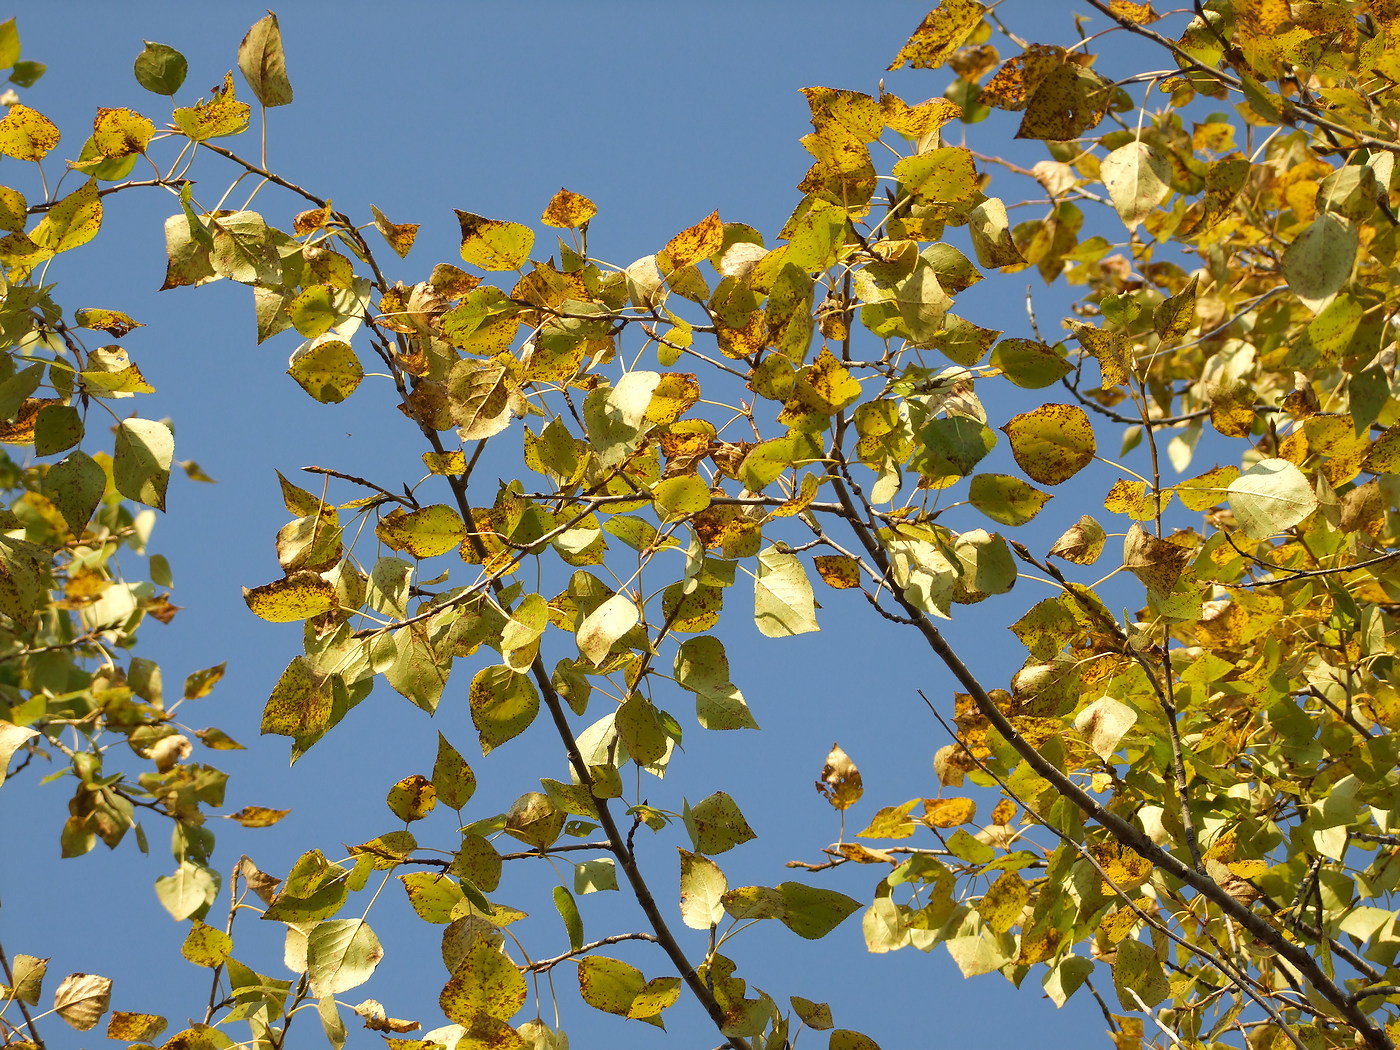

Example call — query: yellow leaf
[0,103,59,161]
[813,554,861,589]
[662,211,724,269]
[172,72,251,141]
[541,187,597,229]
[91,107,155,158]
[243,571,337,622]
[228,805,291,828]
[888,0,987,71]
[923,797,977,828]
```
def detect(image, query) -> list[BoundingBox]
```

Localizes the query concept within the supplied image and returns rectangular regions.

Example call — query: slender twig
[524,933,661,974]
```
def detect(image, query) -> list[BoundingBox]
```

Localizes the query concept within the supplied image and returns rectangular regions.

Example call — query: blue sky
[0,3,1174,1047]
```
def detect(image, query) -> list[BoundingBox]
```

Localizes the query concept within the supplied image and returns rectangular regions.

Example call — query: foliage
[3,3,1400,1049]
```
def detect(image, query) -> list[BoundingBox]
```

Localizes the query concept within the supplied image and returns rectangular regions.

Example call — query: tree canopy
[4,2,1400,1049]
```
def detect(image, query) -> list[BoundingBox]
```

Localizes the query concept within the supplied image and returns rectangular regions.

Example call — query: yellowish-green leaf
[456,211,533,271]
[288,339,363,404]
[31,179,101,254]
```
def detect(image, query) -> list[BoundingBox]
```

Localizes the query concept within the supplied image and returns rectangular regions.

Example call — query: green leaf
[916,416,997,479]
[432,733,477,810]
[43,450,106,535]
[34,404,83,456]
[777,882,860,939]
[553,885,584,950]
[1226,458,1318,538]
[653,474,711,518]
[0,17,18,69]
[615,693,669,765]
[238,12,293,107]
[679,849,727,930]
[754,544,818,637]
[259,656,333,737]
[1100,140,1171,230]
[134,41,187,94]
[307,919,383,997]
[113,417,173,510]
[577,957,678,1027]
[399,870,465,923]
[1282,212,1357,309]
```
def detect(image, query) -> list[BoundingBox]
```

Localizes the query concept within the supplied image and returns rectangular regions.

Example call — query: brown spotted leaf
[888,0,987,71]
[1001,404,1096,485]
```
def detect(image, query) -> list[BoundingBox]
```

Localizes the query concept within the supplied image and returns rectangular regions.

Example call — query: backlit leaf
[440,934,526,1022]
[968,473,1052,526]
[663,211,723,269]
[1100,141,1171,230]
[754,544,818,637]
[1226,458,1318,538]
[113,417,173,510]
[683,792,756,854]
[308,919,383,997]
[456,211,534,271]
[0,718,38,787]
[31,179,101,253]
[172,72,250,140]
[679,849,727,929]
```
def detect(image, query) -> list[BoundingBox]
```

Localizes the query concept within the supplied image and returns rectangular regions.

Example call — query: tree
[2,2,1400,1047]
